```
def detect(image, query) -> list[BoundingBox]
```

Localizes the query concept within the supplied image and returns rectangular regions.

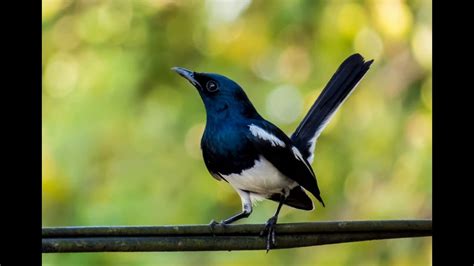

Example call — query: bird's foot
[209,219,220,227]
[260,216,278,253]
[209,219,225,235]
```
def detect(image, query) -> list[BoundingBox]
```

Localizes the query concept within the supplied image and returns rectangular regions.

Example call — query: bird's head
[172,67,259,120]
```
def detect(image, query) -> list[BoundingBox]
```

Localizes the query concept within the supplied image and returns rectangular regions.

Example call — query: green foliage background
[42,0,432,265]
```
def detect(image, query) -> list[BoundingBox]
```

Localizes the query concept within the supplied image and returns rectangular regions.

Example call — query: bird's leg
[222,205,252,224]
[209,190,253,230]
[260,193,286,252]
[209,203,252,232]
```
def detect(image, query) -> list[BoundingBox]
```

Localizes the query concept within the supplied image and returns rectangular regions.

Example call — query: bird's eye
[206,80,219,92]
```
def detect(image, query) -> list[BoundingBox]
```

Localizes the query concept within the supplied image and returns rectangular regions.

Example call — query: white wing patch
[292,146,314,176]
[249,124,286,147]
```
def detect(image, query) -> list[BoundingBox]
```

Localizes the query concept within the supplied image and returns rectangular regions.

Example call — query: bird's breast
[201,125,258,175]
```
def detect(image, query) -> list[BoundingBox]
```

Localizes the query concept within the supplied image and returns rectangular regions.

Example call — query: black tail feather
[291,54,373,161]
[269,186,321,211]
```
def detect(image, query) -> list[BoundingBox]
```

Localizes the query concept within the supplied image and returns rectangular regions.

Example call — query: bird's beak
[172,67,202,90]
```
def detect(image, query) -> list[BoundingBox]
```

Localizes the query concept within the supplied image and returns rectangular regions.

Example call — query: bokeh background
[42,0,432,265]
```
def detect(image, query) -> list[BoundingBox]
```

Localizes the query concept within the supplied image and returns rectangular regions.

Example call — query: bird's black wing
[291,54,373,163]
[246,121,325,206]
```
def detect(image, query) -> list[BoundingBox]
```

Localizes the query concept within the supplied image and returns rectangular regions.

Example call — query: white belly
[221,156,297,198]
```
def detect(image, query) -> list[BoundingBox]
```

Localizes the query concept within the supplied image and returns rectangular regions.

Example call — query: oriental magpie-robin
[172,53,373,251]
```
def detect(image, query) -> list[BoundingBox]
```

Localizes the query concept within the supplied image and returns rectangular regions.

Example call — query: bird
[172,53,373,251]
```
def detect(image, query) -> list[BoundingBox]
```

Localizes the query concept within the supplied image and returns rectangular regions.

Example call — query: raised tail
[291,53,373,163]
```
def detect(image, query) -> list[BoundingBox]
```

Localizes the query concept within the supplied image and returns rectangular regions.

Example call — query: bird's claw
[209,219,225,235]
[260,216,278,253]
[209,219,220,227]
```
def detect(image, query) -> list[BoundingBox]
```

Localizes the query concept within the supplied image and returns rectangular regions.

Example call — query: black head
[172,67,259,120]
